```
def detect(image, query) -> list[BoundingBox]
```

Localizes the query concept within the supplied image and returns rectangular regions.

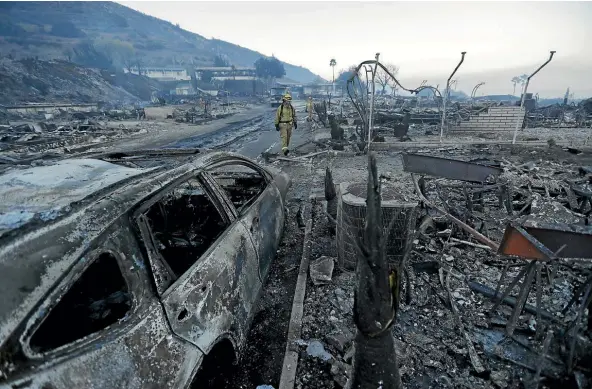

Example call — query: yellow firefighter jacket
[275,103,296,126]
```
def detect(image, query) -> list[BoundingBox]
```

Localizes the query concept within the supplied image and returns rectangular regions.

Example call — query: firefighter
[306,96,314,122]
[275,93,297,156]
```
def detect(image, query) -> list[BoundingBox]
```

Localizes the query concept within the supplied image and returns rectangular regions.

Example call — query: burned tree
[375,63,399,95]
[314,100,328,127]
[347,154,402,389]
[325,167,337,235]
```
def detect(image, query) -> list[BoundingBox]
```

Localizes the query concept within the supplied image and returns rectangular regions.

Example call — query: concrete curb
[278,200,314,389]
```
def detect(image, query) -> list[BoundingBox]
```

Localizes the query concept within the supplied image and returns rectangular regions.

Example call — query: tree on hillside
[96,38,135,70]
[335,65,359,85]
[254,56,286,79]
[118,44,138,73]
[134,53,145,76]
[122,53,136,73]
[375,63,399,95]
[201,70,213,83]
[214,54,230,67]
[254,56,286,93]
[71,40,112,69]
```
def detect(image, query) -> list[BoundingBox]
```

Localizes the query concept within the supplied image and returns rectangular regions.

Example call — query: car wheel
[190,340,237,389]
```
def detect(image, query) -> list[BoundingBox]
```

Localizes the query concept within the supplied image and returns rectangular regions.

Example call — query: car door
[10,220,202,389]
[135,172,260,352]
[205,162,284,282]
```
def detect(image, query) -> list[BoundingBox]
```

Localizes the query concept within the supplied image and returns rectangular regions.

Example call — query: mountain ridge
[0,1,322,83]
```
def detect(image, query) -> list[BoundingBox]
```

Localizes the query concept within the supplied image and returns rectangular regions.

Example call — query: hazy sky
[121,1,592,96]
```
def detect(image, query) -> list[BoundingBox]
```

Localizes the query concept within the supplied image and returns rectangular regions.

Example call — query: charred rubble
[287,148,592,389]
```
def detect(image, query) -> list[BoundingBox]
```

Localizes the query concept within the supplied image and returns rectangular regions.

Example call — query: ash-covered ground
[256,145,592,389]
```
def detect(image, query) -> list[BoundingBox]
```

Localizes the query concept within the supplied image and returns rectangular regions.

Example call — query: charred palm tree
[347,154,402,389]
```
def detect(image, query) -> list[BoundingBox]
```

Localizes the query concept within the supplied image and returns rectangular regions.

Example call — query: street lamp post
[512,51,556,144]
[367,53,380,152]
[440,52,466,143]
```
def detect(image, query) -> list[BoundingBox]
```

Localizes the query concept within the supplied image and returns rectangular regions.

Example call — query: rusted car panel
[0,150,290,388]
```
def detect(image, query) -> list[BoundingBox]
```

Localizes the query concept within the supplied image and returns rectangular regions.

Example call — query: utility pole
[440,52,466,143]
[512,51,556,144]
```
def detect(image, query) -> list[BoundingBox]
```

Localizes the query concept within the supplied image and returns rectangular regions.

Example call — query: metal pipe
[471,82,485,99]
[414,85,443,109]
[367,53,380,152]
[347,60,415,95]
[512,50,556,144]
[346,58,416,144]
[440,52,466,143]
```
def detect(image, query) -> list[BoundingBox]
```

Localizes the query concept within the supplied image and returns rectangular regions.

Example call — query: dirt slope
[0,58,161,105]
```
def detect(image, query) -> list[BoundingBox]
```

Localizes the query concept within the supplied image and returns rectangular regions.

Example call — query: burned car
[0,150,290,388]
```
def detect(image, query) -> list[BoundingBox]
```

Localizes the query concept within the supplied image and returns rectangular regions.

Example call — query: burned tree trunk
[347,154,402,389]
[314,101,328,127]
[325,167,337,235]
[329,114,345,141]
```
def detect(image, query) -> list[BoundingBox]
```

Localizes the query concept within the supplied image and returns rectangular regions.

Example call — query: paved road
[106,102,314,160]
[109,104,271,152]
[226,101,314,159]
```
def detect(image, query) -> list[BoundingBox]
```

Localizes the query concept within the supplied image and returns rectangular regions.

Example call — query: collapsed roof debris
[283,146,592,389]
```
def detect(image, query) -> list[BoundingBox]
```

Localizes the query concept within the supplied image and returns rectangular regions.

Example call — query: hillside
[0,57,161,105]
[0,1,321,83]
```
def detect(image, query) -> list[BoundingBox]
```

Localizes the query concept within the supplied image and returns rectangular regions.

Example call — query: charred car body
[0,150,290,388]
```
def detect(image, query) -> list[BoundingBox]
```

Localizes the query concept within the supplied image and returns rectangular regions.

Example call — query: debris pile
[168,101,252,123]
[527,102,592,128]
[0,121,148,169]
[290,149,592,389]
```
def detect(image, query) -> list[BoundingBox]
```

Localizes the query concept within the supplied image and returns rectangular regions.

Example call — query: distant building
[173,81,196,96]
[125,67,191,82]
[195,67,256,81]
[303,83,343,98]
[2,103,98,116]
[223,79,266,95]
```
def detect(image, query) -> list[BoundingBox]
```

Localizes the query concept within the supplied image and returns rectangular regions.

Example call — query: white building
[195,67,256,81]
[125,67,191,82]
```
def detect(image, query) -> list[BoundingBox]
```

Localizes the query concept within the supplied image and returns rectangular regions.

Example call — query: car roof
[0,158,157,238]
